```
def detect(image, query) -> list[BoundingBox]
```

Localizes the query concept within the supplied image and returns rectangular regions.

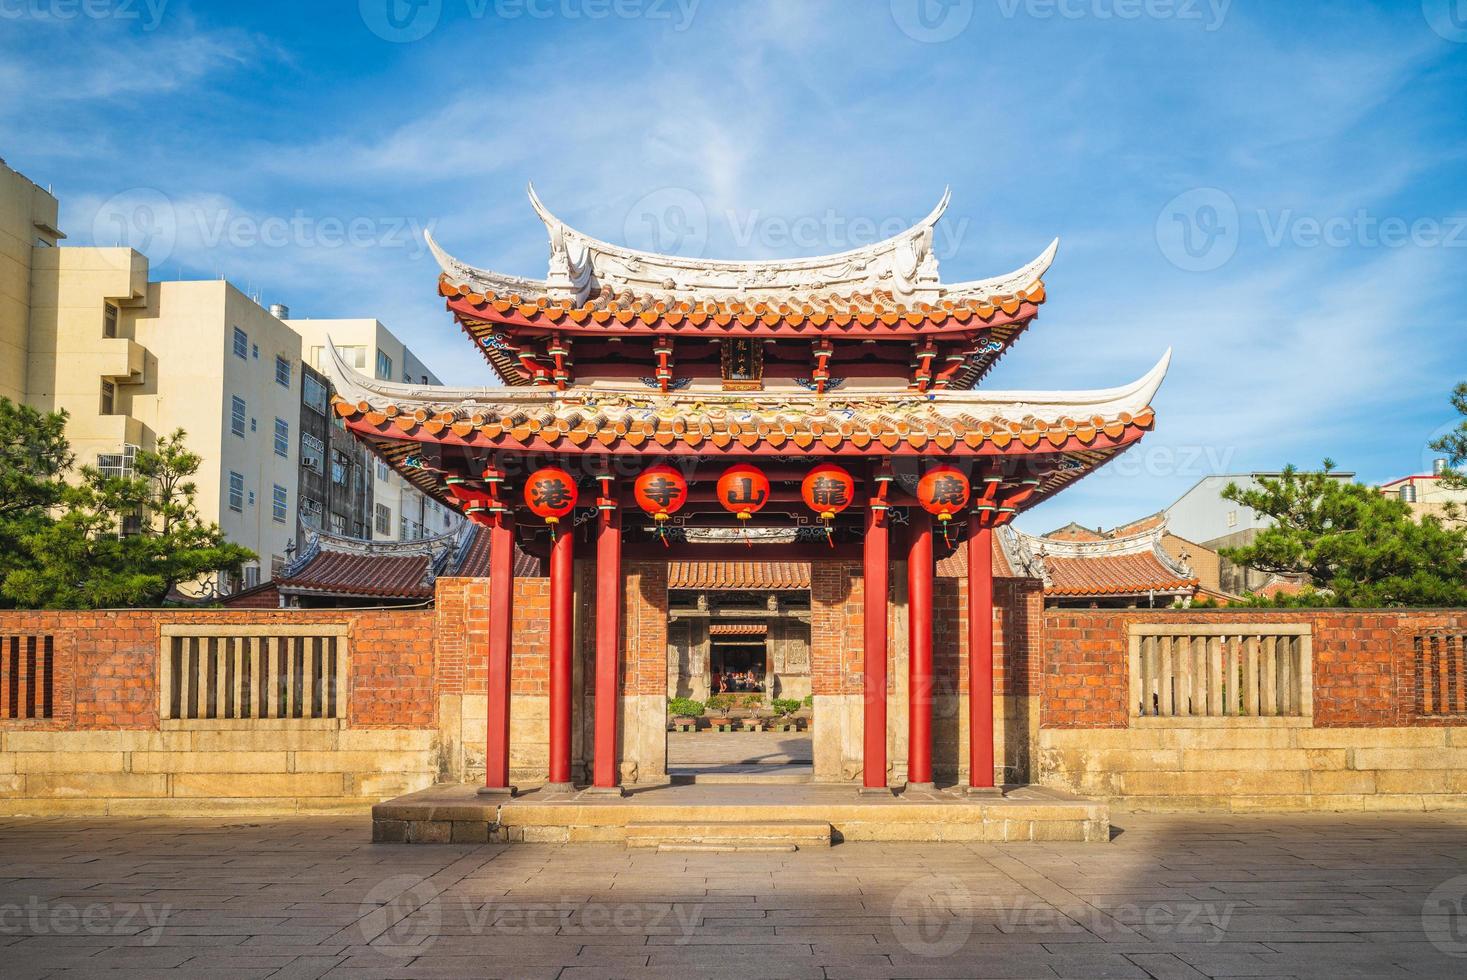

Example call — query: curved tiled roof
[668,561,811,591]
[283,549,435,599]
[427,185,1058,320]
[327,341,1168,462]
[1042,553,1198,597]
[277,523,541,600]
[1009,523,1200,599]
[440,274,1048,334]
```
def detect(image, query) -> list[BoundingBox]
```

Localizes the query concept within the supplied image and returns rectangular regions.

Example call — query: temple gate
[330,186,1168,796]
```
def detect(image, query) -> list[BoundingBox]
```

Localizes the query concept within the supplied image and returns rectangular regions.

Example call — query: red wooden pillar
[861,503,889,791]
[547,526,574,787]
[907,509,934,789]
[480,512,516,795]
[592,504,622,791]
[968,516,996,790]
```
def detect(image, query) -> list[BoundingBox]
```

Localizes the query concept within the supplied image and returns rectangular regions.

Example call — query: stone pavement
[3,811,1467,978]
[667,731,814,766]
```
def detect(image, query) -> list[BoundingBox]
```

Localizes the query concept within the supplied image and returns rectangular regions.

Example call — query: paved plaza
[3,811,1467,978]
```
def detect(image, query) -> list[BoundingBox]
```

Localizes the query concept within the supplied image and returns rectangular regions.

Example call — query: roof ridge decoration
[1027,521,1196,581]
[326,338,1171,431]
[424,185,1059,310]
[290,514,461,561]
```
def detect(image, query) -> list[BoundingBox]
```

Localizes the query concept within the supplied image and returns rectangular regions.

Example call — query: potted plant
[739,694,764,731]
[706,694,736,731]
[770,698,802,731]
[668,697,704,732]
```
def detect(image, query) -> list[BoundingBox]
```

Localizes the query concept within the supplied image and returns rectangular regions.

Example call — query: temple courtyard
[2,813,1466,978]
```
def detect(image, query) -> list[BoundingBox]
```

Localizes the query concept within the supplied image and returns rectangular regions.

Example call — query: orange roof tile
[1043,553,1198,597]
[708,623,770,636]
[442,276,1046,336]
[667,561,811,591]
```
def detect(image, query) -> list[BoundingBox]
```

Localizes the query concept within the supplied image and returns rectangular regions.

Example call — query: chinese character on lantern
[801,464,855,519]
[916,466,971,522]
[633,465,689,521]
[523,467,578,533]
[716,464,770,521]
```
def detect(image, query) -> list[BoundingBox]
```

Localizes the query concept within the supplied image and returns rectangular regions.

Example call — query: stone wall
[0,606,440,814]
[1036,608,1467,811]
[3,574,1463,814]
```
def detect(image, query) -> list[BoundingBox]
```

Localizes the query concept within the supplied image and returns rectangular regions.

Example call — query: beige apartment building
[1378,460,1467,522]
[0,161,65,402]
[1,158,457,594]
[290,317,457,542]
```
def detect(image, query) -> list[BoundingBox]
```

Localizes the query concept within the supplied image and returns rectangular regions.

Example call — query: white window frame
[227,471,245,513]
[230,396,247,437]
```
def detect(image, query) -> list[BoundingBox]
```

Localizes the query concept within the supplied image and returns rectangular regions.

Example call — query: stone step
[668,767,812,785]
[625,819,832,850]
[672,773,812,785]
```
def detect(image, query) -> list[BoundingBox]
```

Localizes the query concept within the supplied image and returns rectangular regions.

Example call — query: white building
[1164,471,1355,594]
[288,317,458,542]
[2,159,458,593]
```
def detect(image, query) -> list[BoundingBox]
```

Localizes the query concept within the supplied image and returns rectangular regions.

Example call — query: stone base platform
[371,782,1110,845]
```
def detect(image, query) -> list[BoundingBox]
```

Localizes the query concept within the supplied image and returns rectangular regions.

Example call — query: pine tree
[1219,461,1467,607]
[2,430,255,609]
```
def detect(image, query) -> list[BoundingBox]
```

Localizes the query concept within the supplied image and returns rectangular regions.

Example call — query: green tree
[0,398,73,603]
[1430,382,1467,519]
[1219,461,1467,607]
[2,429,254,609]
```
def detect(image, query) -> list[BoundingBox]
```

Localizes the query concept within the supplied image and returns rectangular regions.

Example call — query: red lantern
[801,464,855,521]
[916,466,971,523]
[633,465,689,522]
[523,467,578,531]
[716,464,770,521]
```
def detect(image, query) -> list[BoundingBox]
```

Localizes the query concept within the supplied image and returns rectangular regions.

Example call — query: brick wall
[1040,608,1467,730]
[623,561,668,697]
[0,608,438,733]
[810,560,862,697]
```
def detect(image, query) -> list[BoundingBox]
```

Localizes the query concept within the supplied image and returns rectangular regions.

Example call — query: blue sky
[2,0,1465,532]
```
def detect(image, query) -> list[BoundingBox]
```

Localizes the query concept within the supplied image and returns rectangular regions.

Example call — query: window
[330,512,347,535]
[339,345,367,370]
[374,503,392,536]
[375,350,393,380]
[275,355,291,388]
[332,449,349,486]
[1129,624,1311,720]
[273,418,289,457]
[96,445,137,479]
[300,433,325,474]
[375,458,389,482]
[251,343,259,360]
[272,484,288,523]
[103,303,118,338]
[232,326,248,360]
[300,495,323,528]
[100,380,116,415]
[242,565,260,589]
[303,373,329,415]
[230,396,246,437]
[228,472,245,512]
